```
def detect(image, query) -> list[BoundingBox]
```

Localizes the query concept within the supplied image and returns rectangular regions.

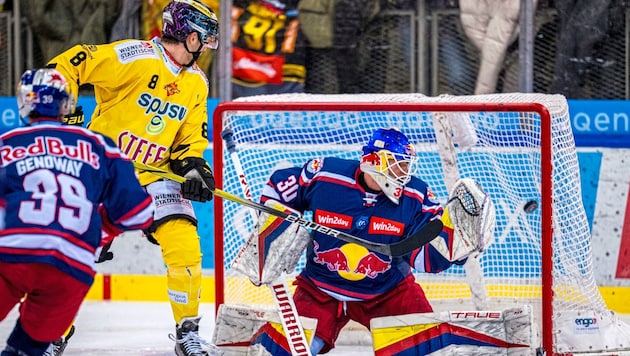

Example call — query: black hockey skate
[170,316,213,356]
[43,325,75,356]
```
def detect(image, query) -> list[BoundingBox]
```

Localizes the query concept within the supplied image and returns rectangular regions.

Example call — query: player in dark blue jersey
[259,128,469,354]
[0,68,154,356]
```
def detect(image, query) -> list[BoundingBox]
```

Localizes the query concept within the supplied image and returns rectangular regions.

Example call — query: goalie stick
[222,128,311,356]
[133,160,444,257]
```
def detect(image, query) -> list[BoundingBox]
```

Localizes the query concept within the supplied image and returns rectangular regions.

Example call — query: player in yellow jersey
[46,1,219,355]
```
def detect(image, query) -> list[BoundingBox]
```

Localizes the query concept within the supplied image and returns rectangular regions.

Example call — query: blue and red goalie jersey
[260,157,456,301]
[0,123,154,286]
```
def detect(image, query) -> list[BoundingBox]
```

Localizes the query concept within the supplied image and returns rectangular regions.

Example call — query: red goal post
[210,93,630,354]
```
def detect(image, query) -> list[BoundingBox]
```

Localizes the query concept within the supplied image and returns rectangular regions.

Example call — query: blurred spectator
[0,0,10,12]
[298,0,338,93]
[459,0,538,94]
[110,0,142,41]
[333,0,382,93]
[429,0,476,95]
[551,0,614,98]
[499,1,555,93]
[302,0,411,94]
[301,0,384,94]
[586,0,630,99]
[142,0,168,39]
[361,0,416,93]
[229,0,308,99]
[21,0,122,63]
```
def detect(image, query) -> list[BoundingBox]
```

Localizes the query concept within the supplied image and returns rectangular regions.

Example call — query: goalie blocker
[232,199,311,287]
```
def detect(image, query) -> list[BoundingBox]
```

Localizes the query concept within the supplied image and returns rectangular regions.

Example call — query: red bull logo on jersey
[307,158,323,174]
[369,217,404,236]
[1,136,99,169]
[313,240,350,272]
[426,188,439,204]
[314,209,352,229]
[137,92,187,121]
[353,252,391,278]
[313,241,391,280]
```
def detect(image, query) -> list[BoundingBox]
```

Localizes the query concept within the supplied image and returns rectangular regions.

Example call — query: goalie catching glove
[170,157,215,202]
[232,199,311,286]
[431,178,496,262]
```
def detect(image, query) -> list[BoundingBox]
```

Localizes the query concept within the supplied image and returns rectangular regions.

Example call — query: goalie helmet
[17,68,74,122]
[360,128,418,204]
[162,0,219,50]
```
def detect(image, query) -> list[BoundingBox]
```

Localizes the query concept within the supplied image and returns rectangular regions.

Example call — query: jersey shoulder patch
[301,157,359,187]
[114,40,158,64]
[306,158,324,174]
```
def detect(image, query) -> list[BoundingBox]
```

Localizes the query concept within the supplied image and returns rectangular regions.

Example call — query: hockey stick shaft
[222,129,255,203]
[133,161,442,256]
[221,129,311,356]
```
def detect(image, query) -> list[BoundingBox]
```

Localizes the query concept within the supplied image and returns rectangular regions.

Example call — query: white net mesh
[212,93,626,352]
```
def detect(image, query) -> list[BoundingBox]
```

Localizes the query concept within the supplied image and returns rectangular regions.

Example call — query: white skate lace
[169,331,223,356]
[42,344,57,356]
[43,336,66,356]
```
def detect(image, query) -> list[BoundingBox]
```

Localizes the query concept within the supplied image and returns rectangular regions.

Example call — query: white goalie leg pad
[212,304,316,356]
[212,304,278,355]
[370,305,539,355]
[431,178,496,262]
[231,199,311,286]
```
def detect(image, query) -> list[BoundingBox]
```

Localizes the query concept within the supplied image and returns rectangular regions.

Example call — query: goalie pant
[259,161,465,352]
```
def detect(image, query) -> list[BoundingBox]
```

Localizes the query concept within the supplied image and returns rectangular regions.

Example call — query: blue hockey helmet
[17,68,74,122]
[360,128,418,204]
[162,0,219,49]
[362,127,417,158]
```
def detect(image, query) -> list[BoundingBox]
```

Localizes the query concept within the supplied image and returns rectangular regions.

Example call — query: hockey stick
[133,161,443,257]
[221,128,311,356]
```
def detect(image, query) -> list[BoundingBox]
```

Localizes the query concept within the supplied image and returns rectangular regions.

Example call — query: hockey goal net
[211,93,630,354]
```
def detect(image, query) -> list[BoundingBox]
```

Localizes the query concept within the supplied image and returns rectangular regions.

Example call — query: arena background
[0,97,629,314]
[0,0,629,316]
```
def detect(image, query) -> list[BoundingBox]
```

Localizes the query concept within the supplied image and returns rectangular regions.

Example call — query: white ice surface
[2,301,630,355]
[0,301,371,355]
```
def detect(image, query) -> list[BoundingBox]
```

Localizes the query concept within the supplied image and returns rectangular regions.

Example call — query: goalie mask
[360,128,418,204]
[17,68,74,124]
